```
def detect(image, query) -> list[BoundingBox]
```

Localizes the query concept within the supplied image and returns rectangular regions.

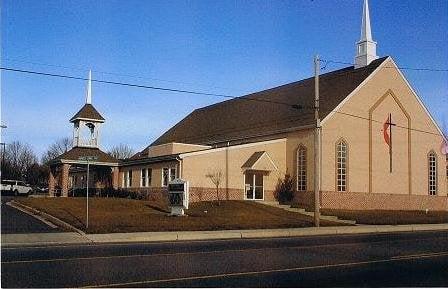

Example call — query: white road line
[85,252,448,288]
[2,236,447,265]
[6,202,58,229]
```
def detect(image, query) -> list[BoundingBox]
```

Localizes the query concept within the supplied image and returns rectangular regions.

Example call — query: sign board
[168,178,189,216]
[78,156,98,161]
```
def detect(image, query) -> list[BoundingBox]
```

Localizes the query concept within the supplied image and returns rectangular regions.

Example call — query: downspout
[226,141,230,199]
[176,156,183,179]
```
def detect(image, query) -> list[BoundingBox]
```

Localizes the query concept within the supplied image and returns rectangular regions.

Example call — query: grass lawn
[321,209,448,225]
[16,197,343,234]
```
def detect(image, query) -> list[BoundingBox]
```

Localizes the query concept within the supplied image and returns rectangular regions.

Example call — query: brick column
[48,166,55,197]
[112,167,119,190]
[61,163,70,197]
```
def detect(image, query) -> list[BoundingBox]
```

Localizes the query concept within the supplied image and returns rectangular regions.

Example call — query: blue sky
[1,0,447,159]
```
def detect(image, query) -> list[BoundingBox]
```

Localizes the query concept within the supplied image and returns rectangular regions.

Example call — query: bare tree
[206,169,223,205]
[108,144,134,160]
[41,137,72,164]
[3,141,38,180]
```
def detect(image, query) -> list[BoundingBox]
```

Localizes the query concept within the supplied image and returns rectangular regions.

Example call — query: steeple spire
[355,0,378,68]
[86,70,92,104]
[360,0,372,41]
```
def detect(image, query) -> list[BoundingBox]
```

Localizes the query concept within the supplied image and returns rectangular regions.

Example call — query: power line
[0,66,298,108]
[2,57,235,92]
[1,65,445,139]
[320,59,448,72]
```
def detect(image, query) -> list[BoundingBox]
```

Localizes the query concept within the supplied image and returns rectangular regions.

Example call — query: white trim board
[321,56,391,126]
[320,56,446,143]
[179,138,286,158]
[249,151,279,171]
[388,58,447,142]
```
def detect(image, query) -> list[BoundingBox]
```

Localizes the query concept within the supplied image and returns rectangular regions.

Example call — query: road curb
[10,200,87,236]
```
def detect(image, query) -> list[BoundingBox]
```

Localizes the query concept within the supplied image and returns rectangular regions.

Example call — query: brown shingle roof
[241,151,265,168]
[51,147,118,164]
[151,57,388,146]
[70,104,105,122]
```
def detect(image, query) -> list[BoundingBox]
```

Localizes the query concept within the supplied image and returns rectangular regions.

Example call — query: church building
[49,0,447,211]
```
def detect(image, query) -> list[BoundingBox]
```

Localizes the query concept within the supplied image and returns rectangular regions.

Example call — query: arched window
[297,145,307,191]
[428,151,437,195]
[336,140,348,192]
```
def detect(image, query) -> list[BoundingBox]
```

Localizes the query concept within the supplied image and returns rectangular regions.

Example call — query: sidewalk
[2,223,448,247]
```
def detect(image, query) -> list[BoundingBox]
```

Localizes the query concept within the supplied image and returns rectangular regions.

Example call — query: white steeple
[355,0,378,68]
[86,70,92,104]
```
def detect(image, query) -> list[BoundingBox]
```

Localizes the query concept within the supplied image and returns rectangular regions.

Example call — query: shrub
[274,174,294,204]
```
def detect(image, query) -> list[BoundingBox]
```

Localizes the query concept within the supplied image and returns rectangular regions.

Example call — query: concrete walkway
[257,201,357,225]
[2,223,448,247]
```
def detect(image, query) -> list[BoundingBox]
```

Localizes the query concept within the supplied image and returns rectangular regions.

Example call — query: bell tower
[355,0,378,68]
[70,70,105,148]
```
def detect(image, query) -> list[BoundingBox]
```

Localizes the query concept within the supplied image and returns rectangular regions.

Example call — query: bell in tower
[70,70,105,148]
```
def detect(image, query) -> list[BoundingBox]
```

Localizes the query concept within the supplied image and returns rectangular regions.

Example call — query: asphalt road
[1,197,62,234]
[2,230,447,287]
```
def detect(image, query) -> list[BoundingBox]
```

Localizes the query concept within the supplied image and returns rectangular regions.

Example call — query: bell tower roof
[69,104,105,123]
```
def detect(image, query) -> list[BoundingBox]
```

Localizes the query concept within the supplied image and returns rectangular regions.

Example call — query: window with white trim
[170,167,176,182]
[147,168,152,187]
[124,170,132,188]
[162,168,169,187]
[428,152,437,195]
[336,140,348,192]
[141,169,147,187]
[162,167,177,187]
[297,145,307,191]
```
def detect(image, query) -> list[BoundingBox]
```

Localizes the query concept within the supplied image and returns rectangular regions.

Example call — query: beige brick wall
[321,57,447,197]
[180,139,287,200]
[294,191,448,211]
[119,161,178,189]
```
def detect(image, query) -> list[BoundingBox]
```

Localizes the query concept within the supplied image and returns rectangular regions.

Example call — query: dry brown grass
[321,209,448,225]
[17,197,343,234]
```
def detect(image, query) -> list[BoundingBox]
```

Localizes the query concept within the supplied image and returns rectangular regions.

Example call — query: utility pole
[1,124,7,182]
[314,55,321,227]
[86,159,90,229]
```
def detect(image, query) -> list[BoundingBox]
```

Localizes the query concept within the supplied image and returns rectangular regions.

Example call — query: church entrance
[244,171,264,200]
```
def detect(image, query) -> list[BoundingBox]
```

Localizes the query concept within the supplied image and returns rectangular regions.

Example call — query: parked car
[0,180,33,196]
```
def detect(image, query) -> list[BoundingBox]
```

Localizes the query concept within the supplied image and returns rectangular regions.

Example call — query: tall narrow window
[147,168,152,187]
[141,169,147,187]
[428,152,437,195]
[162,168,169,187]
[336,140,348,192]
[170,167,177,182]
[123,171,132,188]
[127,171,133,188]
[297,145,307,191]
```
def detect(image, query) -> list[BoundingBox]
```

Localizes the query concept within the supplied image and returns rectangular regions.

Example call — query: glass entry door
[245,172,264,200]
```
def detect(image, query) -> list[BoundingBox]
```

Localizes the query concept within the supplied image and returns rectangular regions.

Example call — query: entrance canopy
[50,147,118,167]
[241,151,278,172]
[48,147,119,197]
